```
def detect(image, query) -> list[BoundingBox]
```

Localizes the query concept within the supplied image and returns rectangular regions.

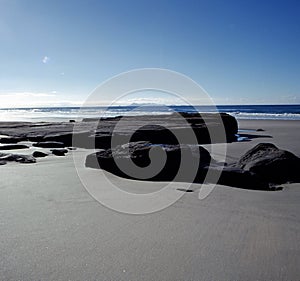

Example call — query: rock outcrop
[0,144,29,150]
[233,143,300,184]
[86,141,212,182]
[51,149,68,156]
[0,153,36,164]
[0,113,238,148]
[32,151,48,158]
[0,136,26,143]
[33,141,65,148]
[86,142,300,190]
[204,165,270,190]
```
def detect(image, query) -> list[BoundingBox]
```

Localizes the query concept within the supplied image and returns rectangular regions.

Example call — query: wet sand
[0,119,300,280]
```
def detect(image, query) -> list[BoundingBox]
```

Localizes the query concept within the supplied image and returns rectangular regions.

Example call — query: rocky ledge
[0,153,36,164]
[1,112,299,190]
[0,113,238,148]
[86,142,300,190]
[0,112,237,168]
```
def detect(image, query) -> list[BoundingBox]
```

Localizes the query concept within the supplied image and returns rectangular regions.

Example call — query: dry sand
[0,119,300,280]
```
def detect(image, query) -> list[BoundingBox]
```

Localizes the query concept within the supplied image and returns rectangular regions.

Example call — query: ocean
[0,104,299,122]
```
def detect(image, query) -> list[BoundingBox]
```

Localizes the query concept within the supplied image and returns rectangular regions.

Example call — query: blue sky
[0,0,299,107]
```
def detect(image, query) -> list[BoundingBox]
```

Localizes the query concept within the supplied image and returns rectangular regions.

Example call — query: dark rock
[45,131,92,148]
[234,143,300,184]
[176,188,194,192]
[82,116,122,122]
[72,132,96,148]
[0,136,26,143]
[256,128,265,132]
[32,151,48,158]
[33,141,65,148]
[0,144,29,150]
[86,141,212,182]
[69,119,76,123]
[79,113,238,148]
[271,185,284,191]
[83,139,300,190]
[92,133,113,149]
[0,113,239,150]
[43,133,73,146]
[0,160,7,165]
[15,155,36,163]
[130,127,187,145]
[85,141,300,190]
[179,112,238,142]
[205,165,269,190]
[27,135,45,142]
[0,153,7,159]
[51,149,68,156]
[0,153,36,163]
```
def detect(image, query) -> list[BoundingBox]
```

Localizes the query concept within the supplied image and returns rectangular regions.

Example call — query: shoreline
[1,104,300,123]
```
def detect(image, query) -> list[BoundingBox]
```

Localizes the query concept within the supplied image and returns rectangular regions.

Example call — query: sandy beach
[1,119,300,280]
[2,0,299,279]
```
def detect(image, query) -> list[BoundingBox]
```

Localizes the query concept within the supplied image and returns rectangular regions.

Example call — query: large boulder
[234,143,300,184]
[86,141,212,182]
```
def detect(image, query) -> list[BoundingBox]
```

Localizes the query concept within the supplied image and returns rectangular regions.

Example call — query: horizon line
[0,103,299,109]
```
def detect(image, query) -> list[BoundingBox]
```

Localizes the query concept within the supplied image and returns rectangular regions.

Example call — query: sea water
[0,104,299,122]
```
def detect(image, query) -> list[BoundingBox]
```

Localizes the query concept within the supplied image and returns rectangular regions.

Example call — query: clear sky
[0,0,299,107]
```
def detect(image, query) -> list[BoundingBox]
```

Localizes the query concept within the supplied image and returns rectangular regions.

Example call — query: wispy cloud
[42,56,50,64]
